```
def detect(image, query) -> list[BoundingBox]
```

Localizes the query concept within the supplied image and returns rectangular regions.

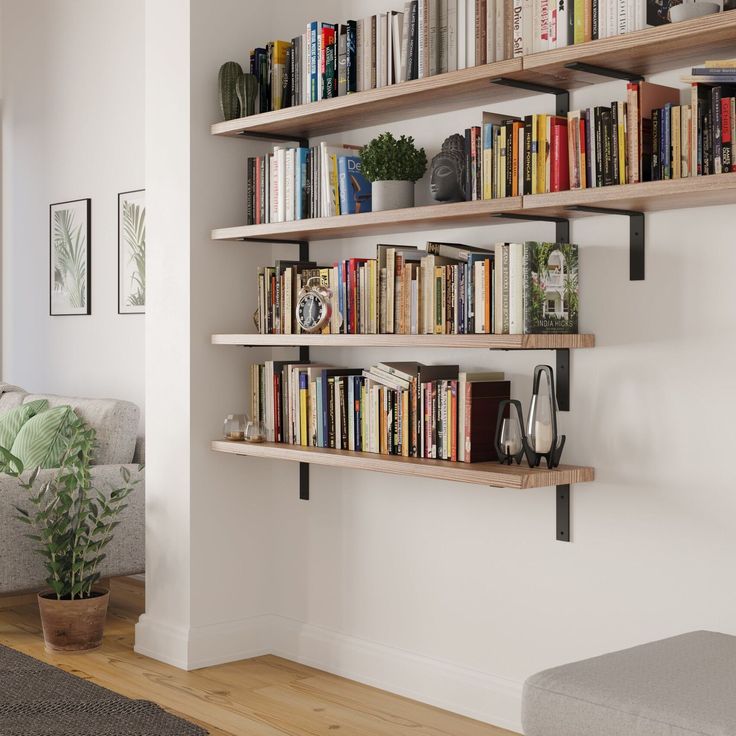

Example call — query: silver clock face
[297,292,328,332]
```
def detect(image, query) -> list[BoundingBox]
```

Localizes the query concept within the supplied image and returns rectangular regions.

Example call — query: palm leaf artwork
[52,209,87,309]
[122,201,145,307]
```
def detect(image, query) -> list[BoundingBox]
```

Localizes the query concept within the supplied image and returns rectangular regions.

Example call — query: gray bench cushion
[523,631,736,736]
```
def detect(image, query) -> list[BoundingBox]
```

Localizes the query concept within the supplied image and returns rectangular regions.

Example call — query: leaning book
[523,242,579,334]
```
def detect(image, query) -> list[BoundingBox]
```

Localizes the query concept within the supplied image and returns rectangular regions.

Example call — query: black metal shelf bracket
[237,131,310,149]
[556,484,570,541]
[492,213,570,243]
[564,62,644,83]
[569,205,645,280]
[556,348,570,412]
[490,77,569,116]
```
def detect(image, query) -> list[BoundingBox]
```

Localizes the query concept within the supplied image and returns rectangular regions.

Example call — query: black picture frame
[49,198,92,316]
[117,189,146,315]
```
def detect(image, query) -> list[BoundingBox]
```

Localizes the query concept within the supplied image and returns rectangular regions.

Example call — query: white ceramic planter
[372,180,415,212]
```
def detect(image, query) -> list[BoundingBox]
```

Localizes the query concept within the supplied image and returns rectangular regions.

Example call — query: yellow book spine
[330,154,340,214]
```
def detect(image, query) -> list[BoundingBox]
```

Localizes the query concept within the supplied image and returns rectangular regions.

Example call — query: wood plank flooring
[0,578,518,736]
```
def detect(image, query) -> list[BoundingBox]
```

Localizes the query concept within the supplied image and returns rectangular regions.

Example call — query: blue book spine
[309,22,318,103]
[338,157,350,215]
[336,155,371,215]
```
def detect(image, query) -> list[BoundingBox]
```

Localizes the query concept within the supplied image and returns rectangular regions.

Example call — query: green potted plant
[359,132,428,212]
[4,414,139,652]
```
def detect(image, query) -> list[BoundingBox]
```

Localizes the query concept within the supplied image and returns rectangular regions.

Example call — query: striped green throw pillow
[0,399,49,451]
[11,405,79,470]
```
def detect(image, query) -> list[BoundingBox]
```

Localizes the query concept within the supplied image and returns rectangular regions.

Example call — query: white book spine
[513,0,524,56]
[277,148,287,223]
[387,13,394,85]
[400,2,412,81]
[522,0,534,54]
[429,0,439,76]
[285,149,295,221]
[447,0,458,71]
[508,244,523,335]
[494,0,504,62]
[457,0,467,68]
[392,13,404,83]
[598,0,607,37]
[317,23,324,101]
[556,0,568,45]
[617,0,627,35]
[466,0,476,66]
[270,152,279,223]
[487,0,497,64]
[438,0,448,73]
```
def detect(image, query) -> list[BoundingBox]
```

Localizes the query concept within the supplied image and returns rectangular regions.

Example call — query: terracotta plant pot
[37,589,110,653]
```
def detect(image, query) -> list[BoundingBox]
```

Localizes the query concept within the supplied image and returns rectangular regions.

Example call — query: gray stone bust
[429,134,467,203]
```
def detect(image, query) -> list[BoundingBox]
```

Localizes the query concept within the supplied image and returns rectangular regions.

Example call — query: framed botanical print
[118,189,146,315]
[49,198,91,316]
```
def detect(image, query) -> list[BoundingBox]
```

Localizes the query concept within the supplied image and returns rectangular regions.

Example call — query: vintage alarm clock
[295,277,333,333]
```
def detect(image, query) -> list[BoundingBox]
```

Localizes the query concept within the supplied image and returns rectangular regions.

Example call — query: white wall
[1,0,145,420]
[136,2,736,732]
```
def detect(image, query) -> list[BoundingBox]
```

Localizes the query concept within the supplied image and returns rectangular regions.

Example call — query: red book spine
[450,380,458,462]
[579,118,587,189]
[550,121,570,192]
[424,382,432,458]
[722,98,731,144]
[464,383,473,462]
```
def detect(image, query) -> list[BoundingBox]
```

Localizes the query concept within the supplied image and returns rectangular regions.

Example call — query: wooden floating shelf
[522,13,736,88]
[213,175,736,242]
[523,172,736,216]
[211,333,595,349]
[211,59,525,140]
[211,440,594,489]
[211,15,736,141]
[212,197,523,242]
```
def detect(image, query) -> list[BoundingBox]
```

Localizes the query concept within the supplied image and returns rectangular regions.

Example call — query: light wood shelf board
[211,440,594,489]
[523,173,736,216]
[521,13,736,88]
[211,59,525,139]
[212,197,524,242]
[211,333,595,349]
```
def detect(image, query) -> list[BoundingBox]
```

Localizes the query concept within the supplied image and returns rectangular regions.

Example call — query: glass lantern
[494,399,527,465]
[244,418,266,443]
[223,414,247,441]
[526,365,565,468]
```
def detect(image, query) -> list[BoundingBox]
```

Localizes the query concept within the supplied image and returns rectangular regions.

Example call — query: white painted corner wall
[7,1,736,733]
[0,0,145,422]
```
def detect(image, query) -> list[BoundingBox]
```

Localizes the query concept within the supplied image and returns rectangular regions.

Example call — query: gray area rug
[0,643,208,735]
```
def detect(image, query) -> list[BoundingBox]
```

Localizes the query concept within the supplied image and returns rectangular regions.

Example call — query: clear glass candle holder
[223,414,247,441]
[244,419,266,443]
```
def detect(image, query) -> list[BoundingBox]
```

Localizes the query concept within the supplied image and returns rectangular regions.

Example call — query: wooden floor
[0,578,518,736]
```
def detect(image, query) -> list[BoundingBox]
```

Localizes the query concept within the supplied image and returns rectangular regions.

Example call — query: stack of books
[256,240,580,336]
[249,360,510,463]
[682,59,736,176]
[246,142,371,224]
[246,0,658,115]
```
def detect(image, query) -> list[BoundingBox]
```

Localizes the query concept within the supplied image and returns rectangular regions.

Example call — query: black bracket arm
[564,62,644,83]
[237,130,310,148]
[492,213,570,243]
[557,484,570,542]
[569,206,645,281]
[490,77,569,116]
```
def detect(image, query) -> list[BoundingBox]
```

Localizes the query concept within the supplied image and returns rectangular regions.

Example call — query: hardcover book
[337,156,372,214]
[523,241,579,334]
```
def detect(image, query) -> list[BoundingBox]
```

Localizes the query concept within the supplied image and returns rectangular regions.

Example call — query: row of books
[256,240,579,336]
[247,0,662,114]
[246,143,370,225]
[249,360,510,463]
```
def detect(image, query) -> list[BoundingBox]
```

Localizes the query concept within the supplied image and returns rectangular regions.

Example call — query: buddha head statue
[429,134,467,203]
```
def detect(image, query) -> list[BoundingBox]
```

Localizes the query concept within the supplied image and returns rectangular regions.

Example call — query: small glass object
[223,414,247,441]
[244,418,266,443]
[500,417,523,456]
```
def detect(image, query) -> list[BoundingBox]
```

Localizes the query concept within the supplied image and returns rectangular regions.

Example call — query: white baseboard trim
[269,615,524,733]
[135,612,523,731]
[134,613,191,670]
